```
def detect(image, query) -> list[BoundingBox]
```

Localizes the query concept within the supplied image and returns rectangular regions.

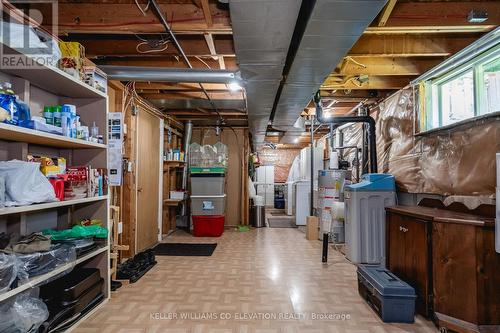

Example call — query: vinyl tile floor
[74,228,438,333]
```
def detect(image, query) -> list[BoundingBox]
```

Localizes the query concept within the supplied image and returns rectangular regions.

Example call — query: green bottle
[53,105,62,127]
[44,106,53,125]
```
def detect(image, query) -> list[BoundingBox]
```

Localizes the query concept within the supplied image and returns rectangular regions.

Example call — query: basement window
[420,45,500,131]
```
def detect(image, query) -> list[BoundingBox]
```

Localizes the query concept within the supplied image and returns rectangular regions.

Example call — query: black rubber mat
[152,243,217,256]
[267,218,297,228]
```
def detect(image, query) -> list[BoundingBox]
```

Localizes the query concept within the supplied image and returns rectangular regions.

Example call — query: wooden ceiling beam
[200,0,213,27]
[135,82,229,91]
[92,57,238,70]
[334,57,443,76]
[365,25,495,34]
[377,0,397,27]
[319,90,392,99]
[322,76,414,90]
[141,91,244,100]
[73,37,234,58]
[379,1,500,28]
[37,2,231,35]
[349,34,478,58]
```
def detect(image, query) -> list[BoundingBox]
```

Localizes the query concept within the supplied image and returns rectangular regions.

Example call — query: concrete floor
[74,228,438,333]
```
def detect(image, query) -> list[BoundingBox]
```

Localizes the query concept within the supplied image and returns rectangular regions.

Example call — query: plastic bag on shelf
[0,253,17,294]
[43,225,108,241]
[0,21,61,67]
[0,160,56,207]
[0,292,49,333]
[15,244,76,281]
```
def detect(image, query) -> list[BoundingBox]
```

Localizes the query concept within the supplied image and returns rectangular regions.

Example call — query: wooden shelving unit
[0,123,107,149]
[163,160,185,170]
[163,198,185,207]
[0,46,110,330]
[162,126,184,235]
[0,195,108,216]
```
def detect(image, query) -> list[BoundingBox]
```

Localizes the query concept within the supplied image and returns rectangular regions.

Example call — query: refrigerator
[255,165,275,207]
[294,180,311,226]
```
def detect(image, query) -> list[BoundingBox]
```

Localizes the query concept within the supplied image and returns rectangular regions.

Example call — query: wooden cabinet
[432,220,500,333]
[386,211,432,317]
[386,206,500,333]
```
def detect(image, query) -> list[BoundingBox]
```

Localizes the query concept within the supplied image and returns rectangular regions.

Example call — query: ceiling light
[293,117,306,130]
[467,10,488,23]
[293,138,299,144]
[228,81,242,92]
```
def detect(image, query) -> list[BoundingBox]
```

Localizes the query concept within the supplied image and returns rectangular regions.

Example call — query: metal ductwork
[230,0,302,146]
[100,66,240,84]
[271,0,387,132]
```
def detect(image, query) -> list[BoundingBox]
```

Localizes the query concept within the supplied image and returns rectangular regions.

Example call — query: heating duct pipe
[181,121,193,217]
[100,66,239,84]
[314,98,378,174]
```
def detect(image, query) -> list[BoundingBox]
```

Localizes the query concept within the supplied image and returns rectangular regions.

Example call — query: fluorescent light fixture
[228,81,242,92]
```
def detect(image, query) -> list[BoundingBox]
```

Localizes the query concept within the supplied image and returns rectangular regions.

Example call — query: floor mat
[267,218,297,228]
[153,243,217,256]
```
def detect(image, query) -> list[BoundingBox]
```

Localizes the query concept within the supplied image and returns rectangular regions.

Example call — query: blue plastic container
[357,265,416,323]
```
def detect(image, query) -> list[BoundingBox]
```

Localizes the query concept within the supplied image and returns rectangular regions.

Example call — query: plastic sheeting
[259,148,301,183]
[370,88,499,195]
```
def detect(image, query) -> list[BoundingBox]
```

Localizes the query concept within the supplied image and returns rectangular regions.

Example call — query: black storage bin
[40,268,101,302]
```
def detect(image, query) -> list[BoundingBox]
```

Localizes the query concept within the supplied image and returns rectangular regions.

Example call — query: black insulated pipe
[315,100,378,174]
[322,234,328,263]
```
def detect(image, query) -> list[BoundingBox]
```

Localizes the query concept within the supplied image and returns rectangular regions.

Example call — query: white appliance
[284,181,295,216]
[299,147,323,186]
[317,169,351,242]
[255,165,275,207]
[294,180,311,226]
[345,174,396,266]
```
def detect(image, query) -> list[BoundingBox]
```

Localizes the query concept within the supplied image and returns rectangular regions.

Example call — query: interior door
[136,109,161,252]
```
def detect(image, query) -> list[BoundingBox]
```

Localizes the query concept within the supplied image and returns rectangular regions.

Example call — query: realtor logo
[0,0,58,69]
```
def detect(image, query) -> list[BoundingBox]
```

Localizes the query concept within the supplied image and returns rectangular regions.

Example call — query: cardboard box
[306,216,319,240]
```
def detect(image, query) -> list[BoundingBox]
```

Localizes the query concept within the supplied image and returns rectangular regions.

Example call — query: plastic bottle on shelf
[43,106,53,125]
[60,105,71,137]
[53,105,62,127]
[90,121,99,142]
[2,83,14,95]
[14,96,30,124]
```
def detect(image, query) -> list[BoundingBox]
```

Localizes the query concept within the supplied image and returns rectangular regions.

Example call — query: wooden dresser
[386,205,500,333]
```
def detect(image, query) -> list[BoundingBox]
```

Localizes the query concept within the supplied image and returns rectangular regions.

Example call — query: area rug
[152,243,217,256]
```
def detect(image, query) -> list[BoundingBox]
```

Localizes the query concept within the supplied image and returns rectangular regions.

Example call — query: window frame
[424,45,500,131]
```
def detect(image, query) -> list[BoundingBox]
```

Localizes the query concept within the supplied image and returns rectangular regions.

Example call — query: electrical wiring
[195,56,212,69]
[134,0,150,16]
[136,40,169,53]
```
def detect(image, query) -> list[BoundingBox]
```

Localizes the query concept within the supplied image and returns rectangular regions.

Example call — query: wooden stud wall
[191,127,250,226]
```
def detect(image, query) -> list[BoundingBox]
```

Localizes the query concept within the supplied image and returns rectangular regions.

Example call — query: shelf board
[164,198,185,207]
[0,195,108,216]
[0,123,107,149]
[0,45,107,99]
[0,245,108,303]
[163,160,185,169]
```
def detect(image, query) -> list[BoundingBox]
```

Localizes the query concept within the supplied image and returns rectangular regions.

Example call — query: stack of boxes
[190,166,227,237]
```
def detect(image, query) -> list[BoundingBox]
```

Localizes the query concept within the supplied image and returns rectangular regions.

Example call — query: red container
[192,215,225,237]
